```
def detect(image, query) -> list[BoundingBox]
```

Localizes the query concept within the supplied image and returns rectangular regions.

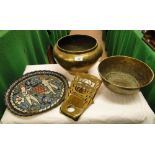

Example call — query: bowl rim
[98,55,154,90]
[56,34,98,54]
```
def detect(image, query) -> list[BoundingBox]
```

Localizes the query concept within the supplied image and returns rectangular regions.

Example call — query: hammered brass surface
[60,73,102,121]
[98,56,154,94]
[53,35,103,74]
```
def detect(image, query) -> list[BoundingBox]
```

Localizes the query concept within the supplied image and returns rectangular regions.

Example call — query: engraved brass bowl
[53,34,102,74]
[98,56,154,94]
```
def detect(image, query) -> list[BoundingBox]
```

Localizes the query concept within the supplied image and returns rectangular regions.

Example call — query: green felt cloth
[104,30,155,112]
[48,30,70,46]
[0,30,69,118]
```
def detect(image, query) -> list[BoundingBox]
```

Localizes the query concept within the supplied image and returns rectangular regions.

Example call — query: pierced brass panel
[60,73,102,121]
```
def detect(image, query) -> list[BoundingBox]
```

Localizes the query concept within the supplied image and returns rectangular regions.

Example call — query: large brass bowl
[98,56,154,94]
[53,34,102,74]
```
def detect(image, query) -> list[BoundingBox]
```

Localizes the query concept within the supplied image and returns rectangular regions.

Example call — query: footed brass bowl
[98,56,154,94]
[53,34,102,74]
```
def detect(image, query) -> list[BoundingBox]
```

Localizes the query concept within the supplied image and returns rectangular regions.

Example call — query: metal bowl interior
[57,34,97,54]
[98,56,154,93]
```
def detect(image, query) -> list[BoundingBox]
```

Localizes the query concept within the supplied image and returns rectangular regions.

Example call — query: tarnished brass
[60,73,102,121]
[53,34,103,74]
[98,56,154,95]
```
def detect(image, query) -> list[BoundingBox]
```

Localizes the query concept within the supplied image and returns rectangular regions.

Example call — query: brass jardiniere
[53,34,103,74]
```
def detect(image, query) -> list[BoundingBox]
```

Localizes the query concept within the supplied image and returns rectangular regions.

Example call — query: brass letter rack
[60,73,102,121]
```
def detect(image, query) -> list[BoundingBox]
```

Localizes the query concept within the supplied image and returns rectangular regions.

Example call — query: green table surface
[105,30,155,112]
[0,30,69,118]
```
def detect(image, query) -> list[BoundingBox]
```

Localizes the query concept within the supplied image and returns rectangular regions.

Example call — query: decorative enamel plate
[5,71,68,116]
